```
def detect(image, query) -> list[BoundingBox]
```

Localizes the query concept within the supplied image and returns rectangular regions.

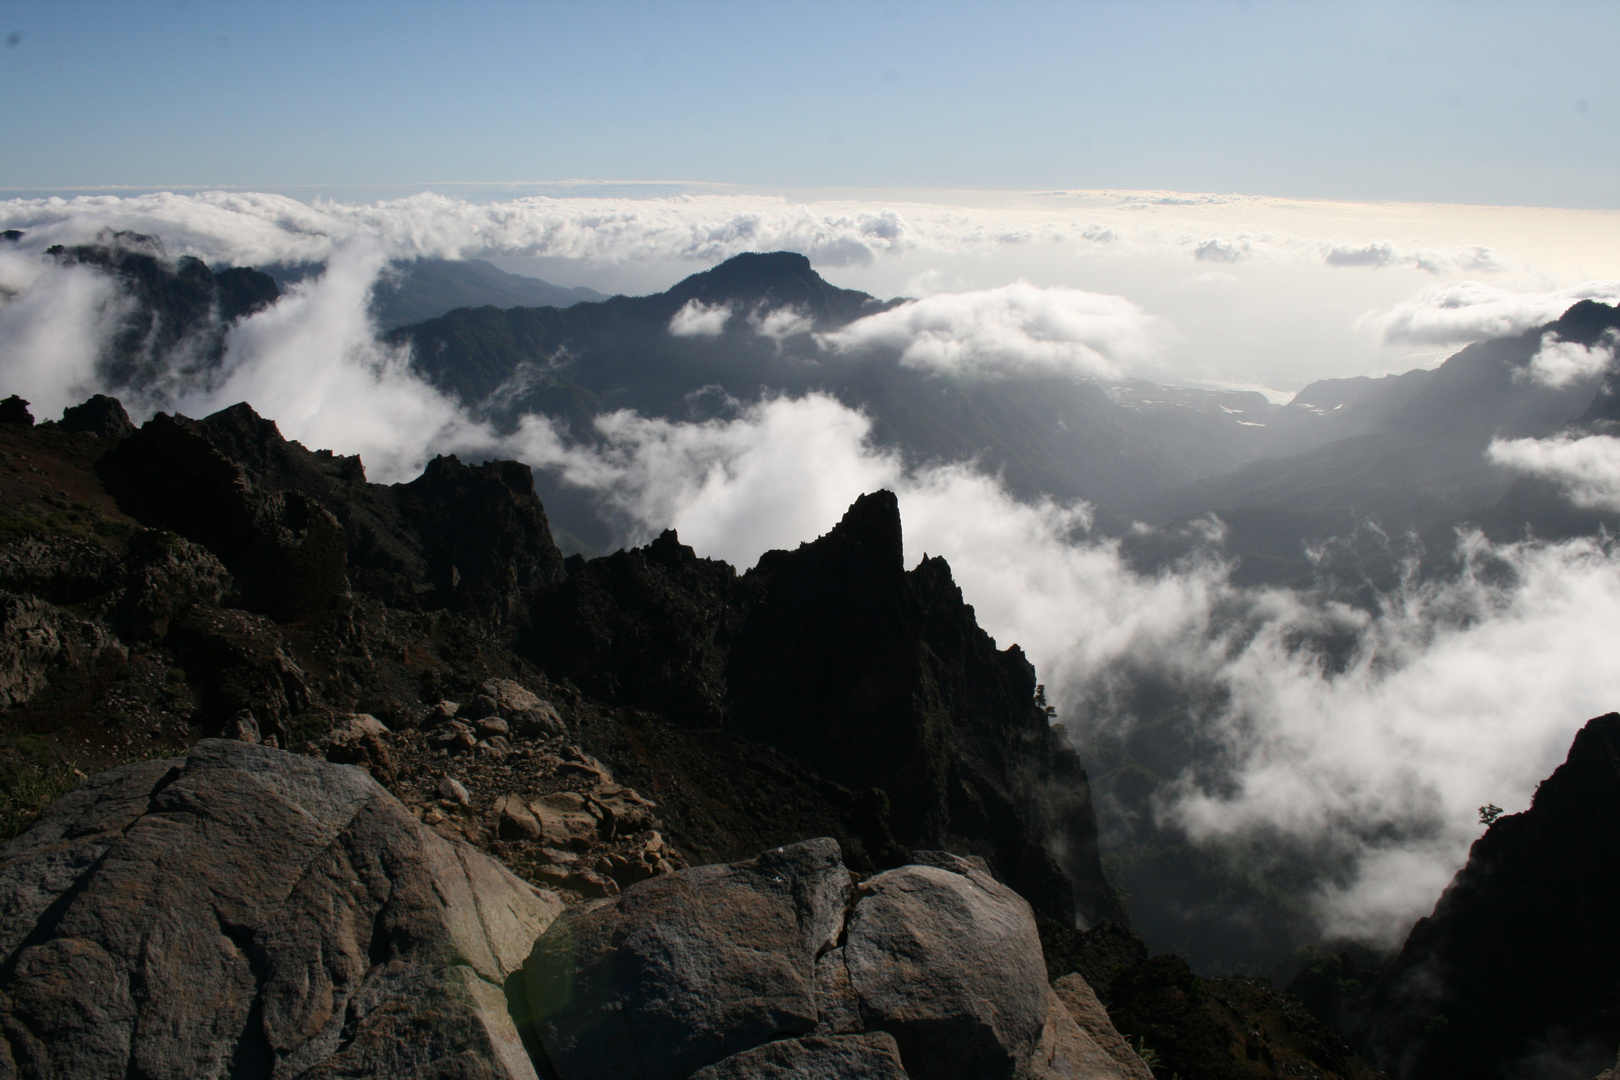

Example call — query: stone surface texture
[1052,974,1156,1080]
[0,739,561,1080]
[519,839,1139,1080]
[686,1033,911,1080]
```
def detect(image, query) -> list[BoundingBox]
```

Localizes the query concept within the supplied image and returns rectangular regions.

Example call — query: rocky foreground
[0,738,1148,1079]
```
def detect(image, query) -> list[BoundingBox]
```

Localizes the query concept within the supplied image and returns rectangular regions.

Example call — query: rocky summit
[0,393,1395,1079]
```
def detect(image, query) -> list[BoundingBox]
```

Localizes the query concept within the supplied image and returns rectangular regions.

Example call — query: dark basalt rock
[0,397,32,427]
[1350,713,1620,1080]
[59,394,135,440]
[97,403,565,625]
[526,491,1122,929]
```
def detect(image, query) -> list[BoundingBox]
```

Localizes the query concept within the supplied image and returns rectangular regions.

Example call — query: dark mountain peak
[1529,710,1620,814]
[665,251,883,327]
[826,487,904,564]
[1352,711,1620,1079]
[1548,299,1620,348]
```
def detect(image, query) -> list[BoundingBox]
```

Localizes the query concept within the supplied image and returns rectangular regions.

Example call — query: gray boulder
[687,1033,910,1080]
[0,739,561,1080]
[518,839,1143,1080]
[517,837,851,1080]
[843,852,1051,1080]
[465,678,565,738]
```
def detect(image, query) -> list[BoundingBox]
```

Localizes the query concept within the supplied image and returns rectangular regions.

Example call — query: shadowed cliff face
[98,402,568,625]
[1352,713,1620,1080]
[525,489,1124,929]
[34,395,1120,928]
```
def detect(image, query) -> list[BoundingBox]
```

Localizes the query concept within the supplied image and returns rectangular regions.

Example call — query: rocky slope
[0,392,1388,1080]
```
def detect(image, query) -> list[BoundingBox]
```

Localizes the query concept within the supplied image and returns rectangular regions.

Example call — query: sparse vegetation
[0,757,79,843]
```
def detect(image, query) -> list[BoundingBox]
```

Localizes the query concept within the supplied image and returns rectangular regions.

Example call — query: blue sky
[2,0,1616,206]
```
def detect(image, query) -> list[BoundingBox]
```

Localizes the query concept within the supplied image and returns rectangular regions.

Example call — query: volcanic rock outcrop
[515,838,1145,1080]
[528,493,1121,929]
[0,738,560,1080]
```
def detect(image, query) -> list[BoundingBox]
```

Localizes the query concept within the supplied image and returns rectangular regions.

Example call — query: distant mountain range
[388,252,1620,579]
[264,257,608,329]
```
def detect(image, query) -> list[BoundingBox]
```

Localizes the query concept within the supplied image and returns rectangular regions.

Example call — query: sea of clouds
[4,187,1620,946]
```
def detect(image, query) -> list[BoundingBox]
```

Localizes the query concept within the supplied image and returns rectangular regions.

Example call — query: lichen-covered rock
[0,739,562,1080]
[687,1033,910,1080]
[843,853,1051,1080]
[517,837,851,1080]
[1024,987,1145,1080]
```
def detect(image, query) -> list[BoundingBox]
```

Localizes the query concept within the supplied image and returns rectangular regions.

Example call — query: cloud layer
[819,283,1156,378]
[1362,280,1620,345]
[503,391,1620,945]
[1490,433,1620,512]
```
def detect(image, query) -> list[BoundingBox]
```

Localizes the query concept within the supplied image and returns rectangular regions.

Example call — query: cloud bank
[500,392,1620,945]
[1362,280,1620,345]
[818,283,1156,379]
[1490,434,1620,512]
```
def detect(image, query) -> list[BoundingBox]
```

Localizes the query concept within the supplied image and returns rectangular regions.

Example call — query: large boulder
[0,739,562,1080]
[842,852,1051,1080]
[518,838,850,1080]
[518,840,1141,1080]
[687,1033,909,1080]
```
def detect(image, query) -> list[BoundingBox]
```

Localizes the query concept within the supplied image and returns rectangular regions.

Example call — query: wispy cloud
[1490,433,1620,511]
[1361,280,1620,345]
[1519,330,1618,389]
[667,298,731,337]
[817,282,1157,379]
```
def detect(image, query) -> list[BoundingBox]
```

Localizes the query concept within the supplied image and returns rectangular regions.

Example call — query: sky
[5,0,1620,948]
[2,1,1617,206]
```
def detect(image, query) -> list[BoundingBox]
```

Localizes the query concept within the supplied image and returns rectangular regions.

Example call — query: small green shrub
[0,762,79,843]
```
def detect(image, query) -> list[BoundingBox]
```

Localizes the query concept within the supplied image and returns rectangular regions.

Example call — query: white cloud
[509,394,896,560]
[668,299,731,337]
[1361,281,1620,345]
[1194,238,1250,263]
[1323,240,1505,274]
[0,248,130,419]
[1489,433,1620,511]
[1167,530,1620,942]
[498,391,1620,946]
[176,243,496,483]
[1519,330,1617,388]
[817,282,1156,379]
[749,305,812,341]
